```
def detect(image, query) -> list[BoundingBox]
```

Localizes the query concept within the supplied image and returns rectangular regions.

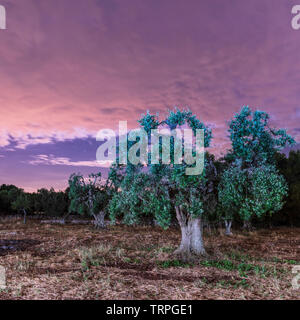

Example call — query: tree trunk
[174,206,206,261]
[224,220,232,235]
[242,220,252,231]
[23,209,27,225]
[61,212,70,224]
[93,211,106,229]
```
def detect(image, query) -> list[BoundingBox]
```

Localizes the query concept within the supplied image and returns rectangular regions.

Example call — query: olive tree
[218,163,288,230]
[68,172,110,228]
[219,106,295,232]
[109,108,213,260]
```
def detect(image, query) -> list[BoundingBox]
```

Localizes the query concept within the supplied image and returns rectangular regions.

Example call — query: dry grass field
[0,218,299,300]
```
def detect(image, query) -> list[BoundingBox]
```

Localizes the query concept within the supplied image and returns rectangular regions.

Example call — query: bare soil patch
[0,240,41,256]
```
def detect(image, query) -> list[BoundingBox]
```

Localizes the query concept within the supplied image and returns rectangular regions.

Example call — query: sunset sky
[0,0,300,191]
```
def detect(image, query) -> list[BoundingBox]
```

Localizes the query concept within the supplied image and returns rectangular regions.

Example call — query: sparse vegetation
[0,220,299,300]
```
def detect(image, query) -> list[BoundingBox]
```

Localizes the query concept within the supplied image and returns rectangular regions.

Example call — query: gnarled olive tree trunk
[224,220,232,235]
[174,206,206,261]
[93,211,106,229]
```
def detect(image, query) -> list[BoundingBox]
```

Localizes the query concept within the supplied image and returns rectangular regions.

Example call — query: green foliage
[0,190,12,214]
[109,108,214,230]
[11,191,31,213]
[137,110,159,134]
[276,151,300,225]
[228,106,295,165]
[0,184,23,214]
[35,188,68,217]
[219,106,295,226]
[68,172,111,223]
[164,108,212,146]
[0,184,69,217]
[218,164,288,222]
[109,170,172,228]
[157,259,193,268]
[200,259,273,277]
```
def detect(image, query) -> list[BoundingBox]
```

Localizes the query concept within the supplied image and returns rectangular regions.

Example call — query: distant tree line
[0,186,69,219]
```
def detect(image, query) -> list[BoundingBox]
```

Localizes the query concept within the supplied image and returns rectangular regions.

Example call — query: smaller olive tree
[220,106,295,232]
[68,173,111,228]
[218,163,288,232]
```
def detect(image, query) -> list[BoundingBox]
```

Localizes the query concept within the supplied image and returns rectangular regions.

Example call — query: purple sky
[0,0,300,191]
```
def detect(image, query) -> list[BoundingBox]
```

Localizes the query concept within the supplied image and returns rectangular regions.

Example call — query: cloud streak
[28,154,112,168]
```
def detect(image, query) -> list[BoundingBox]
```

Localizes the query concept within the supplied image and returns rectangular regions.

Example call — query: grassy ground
[0,218,299,300]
